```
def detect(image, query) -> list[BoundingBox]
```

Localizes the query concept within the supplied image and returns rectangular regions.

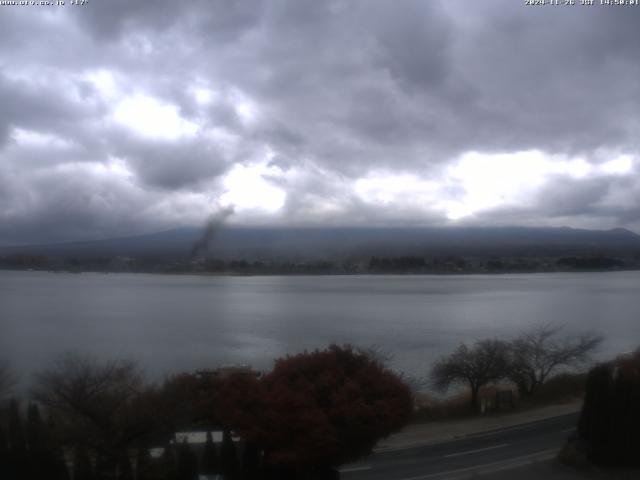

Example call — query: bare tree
[32,352,147,468]
[357,344,395,367]
[506,323,603,399]
[431,339,509,412]
[358,344,426,398]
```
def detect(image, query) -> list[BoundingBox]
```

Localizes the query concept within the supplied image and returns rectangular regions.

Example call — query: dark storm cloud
[370,1,452,90]
[0,73,89,147]
[445,2,640,155]
[72,0,264,42]
[536,177,613,218]
[1,0,640,244]
[112,136,232,190]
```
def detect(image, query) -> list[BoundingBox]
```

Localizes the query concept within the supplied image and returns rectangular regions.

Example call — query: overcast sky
[1,0,640,245]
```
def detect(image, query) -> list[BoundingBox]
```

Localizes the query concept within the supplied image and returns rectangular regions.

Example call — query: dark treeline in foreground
[0,345,413,480]
[578,350,640,467]
[560,349,640,469]
[2,252,639,276]
[1,327,634,478]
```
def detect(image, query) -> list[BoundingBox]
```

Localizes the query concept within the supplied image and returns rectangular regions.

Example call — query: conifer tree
[26,403,46,451]
[26,403,49,480]
[0,425,9,479]
[240,442,260,480]
[73,445,94,480]
[8,398,27,479]
[49,442,71,480]
[201,431,219,476]
[159,442,178,480]
[117,451,134,480]
[578,351,640,466]
[220,429,238,480]
[8,398,26,454]
[94,453,112,480]
[135,445,153,480]
[176,439,198,480]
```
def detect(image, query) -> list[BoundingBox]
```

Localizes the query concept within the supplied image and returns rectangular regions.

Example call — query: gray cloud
[1,0,640,244]
[114,136,231,190]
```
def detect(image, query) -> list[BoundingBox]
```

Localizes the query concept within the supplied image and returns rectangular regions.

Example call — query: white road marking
[339,465,372,473]
[443,443,509,458]
[562,428,575,433]
[399,448,558,480]
[375,413,579,453]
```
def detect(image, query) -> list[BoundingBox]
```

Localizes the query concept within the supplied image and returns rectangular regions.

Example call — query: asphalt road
[340,412,580,480]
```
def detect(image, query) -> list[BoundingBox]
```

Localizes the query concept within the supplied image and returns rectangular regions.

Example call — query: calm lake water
[1,270,639,384]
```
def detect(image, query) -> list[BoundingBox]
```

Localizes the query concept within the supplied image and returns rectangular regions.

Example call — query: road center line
[339,465,372,473]
[399,448,558,480]
[443,443,509,458]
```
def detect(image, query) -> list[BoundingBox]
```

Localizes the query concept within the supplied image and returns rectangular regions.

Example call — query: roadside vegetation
[559,349,640,470]
[0,345,412,480]
[428,324,602,413]
[1,324,630,478]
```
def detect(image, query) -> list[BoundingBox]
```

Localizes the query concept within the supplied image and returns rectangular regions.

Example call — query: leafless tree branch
[506,324,603,398]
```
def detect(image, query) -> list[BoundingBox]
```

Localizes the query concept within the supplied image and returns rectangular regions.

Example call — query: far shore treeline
[1,252,638,276]
[1,225,640,275]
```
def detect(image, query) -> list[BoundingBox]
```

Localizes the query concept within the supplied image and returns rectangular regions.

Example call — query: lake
[1,270,639,386]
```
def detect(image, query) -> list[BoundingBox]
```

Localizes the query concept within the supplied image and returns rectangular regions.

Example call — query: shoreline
[2,266,640,278]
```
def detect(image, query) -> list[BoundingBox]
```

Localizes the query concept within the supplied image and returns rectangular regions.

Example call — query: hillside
[1,226,639,262]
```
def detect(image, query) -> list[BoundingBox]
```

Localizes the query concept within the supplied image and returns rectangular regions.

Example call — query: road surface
[340,412,579,480]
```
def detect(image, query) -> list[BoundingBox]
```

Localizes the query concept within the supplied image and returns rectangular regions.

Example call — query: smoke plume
[190,205,235,259]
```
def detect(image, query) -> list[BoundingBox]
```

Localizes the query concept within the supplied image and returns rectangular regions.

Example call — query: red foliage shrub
[218,345,413,471]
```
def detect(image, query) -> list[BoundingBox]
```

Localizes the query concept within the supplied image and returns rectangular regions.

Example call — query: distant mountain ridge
[1,226,639,261]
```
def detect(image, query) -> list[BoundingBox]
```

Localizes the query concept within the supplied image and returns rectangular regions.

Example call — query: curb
[375,405,582,453]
